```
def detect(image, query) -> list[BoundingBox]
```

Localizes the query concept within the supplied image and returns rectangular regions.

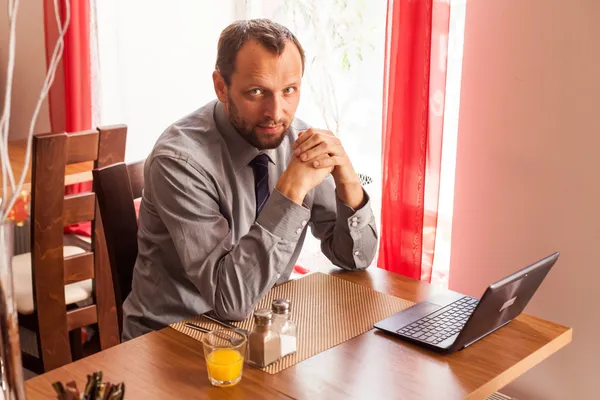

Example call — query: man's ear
[213,70,228,103]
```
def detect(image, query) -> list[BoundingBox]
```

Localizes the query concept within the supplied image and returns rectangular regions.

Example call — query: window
[95,0,387,273]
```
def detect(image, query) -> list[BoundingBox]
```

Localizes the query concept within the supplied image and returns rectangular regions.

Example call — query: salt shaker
[247,309,281,368]
[271,299,297,357]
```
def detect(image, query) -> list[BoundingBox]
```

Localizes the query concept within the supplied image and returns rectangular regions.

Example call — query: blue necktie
[250,154,270,218]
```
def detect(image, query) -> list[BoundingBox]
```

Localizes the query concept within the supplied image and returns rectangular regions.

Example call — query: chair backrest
[30,125,126,370]
[93,159,145,337]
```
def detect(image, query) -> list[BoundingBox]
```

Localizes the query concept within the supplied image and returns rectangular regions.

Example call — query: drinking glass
[202,328,247,387]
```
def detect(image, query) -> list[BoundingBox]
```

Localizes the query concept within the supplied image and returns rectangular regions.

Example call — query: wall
[450,0,600,398]
[0,0,51,141]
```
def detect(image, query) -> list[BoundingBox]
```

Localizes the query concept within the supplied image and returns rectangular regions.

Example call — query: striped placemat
[170,272,414,374]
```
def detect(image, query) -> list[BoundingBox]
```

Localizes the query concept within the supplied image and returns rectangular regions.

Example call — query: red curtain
[378,0,450,281]
[44,0,93,237]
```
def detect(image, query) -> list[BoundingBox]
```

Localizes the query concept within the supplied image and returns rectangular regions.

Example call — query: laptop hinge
[463,320,511,349]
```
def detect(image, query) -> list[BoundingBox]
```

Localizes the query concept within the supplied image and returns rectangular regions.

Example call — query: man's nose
[263,94,283,123]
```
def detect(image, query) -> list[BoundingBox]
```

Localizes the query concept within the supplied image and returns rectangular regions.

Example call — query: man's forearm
[336,181,366,210]
[275,170,307,206]
[209,190,310,320]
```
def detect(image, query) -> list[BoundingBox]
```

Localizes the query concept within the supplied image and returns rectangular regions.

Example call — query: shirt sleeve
[148,156,310,321]
[308,176,378,270]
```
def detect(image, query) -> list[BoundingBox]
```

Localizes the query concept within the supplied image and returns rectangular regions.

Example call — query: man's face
[215,39,303,149]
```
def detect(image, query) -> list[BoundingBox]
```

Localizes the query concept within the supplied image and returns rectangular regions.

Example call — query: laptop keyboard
[397,296,479,345]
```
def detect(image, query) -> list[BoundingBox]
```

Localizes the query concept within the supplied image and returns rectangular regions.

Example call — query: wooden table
[1,140,92,198]
[24,267,572,399]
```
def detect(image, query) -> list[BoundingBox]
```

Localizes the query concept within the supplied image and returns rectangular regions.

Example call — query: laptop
[374,252,559,353]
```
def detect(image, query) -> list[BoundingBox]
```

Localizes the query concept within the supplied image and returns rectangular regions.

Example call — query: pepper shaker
[247,309,281,368]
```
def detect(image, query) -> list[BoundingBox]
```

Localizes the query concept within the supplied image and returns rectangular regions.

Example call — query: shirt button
[301,220,307,227]
[351,221,358,227]
[354,251,360,256]
[296,228,303,234]
[352,217,358,223]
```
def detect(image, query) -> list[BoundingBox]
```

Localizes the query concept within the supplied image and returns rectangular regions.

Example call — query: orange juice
[206,348,244,386]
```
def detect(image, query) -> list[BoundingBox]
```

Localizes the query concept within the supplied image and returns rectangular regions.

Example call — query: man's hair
[216,19,305,86]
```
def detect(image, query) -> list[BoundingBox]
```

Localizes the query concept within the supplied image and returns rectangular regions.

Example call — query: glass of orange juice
[202,328,247,387]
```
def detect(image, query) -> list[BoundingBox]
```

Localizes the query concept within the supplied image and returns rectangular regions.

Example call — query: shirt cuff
[336,189,373,230]
[256,189,311,242]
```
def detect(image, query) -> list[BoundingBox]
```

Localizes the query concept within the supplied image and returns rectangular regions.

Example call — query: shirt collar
[214,100,277,171]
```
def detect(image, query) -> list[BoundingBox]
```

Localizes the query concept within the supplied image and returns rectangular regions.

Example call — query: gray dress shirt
[122,100,379,340]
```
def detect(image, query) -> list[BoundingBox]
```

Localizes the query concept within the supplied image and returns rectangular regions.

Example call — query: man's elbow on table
[212,291,255,322]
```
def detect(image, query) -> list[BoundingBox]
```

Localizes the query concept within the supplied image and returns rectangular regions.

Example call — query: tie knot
[250,154,270,169]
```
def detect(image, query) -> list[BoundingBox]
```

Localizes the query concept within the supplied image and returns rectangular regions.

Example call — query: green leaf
[342,53,351,70]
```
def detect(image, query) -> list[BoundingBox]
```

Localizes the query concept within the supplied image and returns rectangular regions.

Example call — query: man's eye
[249,89,263,95]
[283,87,296,94]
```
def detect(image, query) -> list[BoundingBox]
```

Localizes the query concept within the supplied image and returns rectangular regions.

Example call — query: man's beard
[227,95,289,150]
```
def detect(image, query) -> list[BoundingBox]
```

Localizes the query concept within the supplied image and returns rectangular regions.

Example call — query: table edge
[466,327,573,400]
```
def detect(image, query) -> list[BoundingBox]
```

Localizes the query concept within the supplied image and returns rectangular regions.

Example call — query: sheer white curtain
[94,0,238,161]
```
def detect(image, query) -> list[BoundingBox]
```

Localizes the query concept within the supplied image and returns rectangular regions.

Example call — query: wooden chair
[14,125,127,372]
[92,160,145,337]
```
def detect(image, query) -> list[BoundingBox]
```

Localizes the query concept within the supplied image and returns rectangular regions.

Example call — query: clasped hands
[276,128,365,209]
